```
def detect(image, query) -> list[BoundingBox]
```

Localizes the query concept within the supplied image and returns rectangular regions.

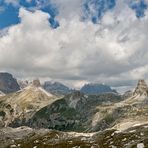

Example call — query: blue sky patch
[0,0,59,29]
[0,0,148,29]
[83,0,116,23]
[0,1,20,29]
[129,0,148,18]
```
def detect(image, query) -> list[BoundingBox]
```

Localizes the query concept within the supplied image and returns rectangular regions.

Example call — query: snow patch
[133,123,141,127]
[68,132,95,137]
[0,91,5,96]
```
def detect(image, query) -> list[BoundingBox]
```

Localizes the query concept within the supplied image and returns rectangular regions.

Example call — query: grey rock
[0,72,20,94]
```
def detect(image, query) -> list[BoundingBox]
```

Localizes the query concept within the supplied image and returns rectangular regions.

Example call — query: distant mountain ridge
[43,81,118,95]
[0,72,118,95]
[80,83,117,95]
[43,81,72,95]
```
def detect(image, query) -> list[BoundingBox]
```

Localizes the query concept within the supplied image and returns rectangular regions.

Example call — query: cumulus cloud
[50,0,83,19]
[0,2,148,90]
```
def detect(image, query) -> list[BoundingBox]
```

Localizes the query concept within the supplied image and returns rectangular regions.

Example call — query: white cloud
[50,0,83,19]
[0,5,148,90]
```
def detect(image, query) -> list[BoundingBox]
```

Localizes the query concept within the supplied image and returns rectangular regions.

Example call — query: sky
[0,0,148,91]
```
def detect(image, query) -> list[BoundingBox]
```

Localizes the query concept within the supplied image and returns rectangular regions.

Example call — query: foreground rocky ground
[0,124,148,148]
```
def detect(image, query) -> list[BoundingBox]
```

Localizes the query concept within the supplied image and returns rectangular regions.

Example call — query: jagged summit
[133,79,148,96]
[18,80,29,89]
[18,79,41,89]
[32,79,41,87]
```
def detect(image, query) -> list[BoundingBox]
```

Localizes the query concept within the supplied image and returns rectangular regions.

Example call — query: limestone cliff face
[133,79,148,96]
[0,73,20,94]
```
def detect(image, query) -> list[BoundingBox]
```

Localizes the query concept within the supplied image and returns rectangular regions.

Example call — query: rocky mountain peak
[0,72,20,94]
[32,79,41,87]
[133,79,148,96]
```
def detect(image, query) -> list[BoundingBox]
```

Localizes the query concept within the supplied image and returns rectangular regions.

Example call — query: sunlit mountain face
[0,0,147,29]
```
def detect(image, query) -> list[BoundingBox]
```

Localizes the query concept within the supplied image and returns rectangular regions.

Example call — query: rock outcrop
[0,72,20,94]
[32,79,41,87]
[133,79,148,96]
[18,80,29,89]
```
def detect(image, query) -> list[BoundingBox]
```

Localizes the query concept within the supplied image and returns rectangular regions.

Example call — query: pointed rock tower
[133,79,148,96]
[32,79,41,87]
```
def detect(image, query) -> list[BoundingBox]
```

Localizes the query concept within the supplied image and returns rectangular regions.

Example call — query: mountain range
[0,72,117,95]
[0,72,148,147]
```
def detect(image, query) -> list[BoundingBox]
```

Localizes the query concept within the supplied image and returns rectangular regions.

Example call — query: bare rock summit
[133,79,148,96]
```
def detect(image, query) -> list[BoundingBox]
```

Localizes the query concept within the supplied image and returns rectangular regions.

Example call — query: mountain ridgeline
[0,73,148,147]
[80,83,117,95]
[43,81,72,95]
